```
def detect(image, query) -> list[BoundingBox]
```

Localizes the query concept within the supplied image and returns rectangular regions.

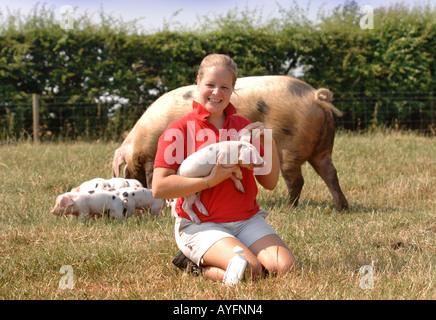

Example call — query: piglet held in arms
[177,140,265,224]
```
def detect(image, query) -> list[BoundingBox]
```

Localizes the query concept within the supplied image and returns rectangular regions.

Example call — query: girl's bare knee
[265,256,298,275]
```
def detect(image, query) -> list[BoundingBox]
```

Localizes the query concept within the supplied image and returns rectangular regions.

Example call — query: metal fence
[333,92,435,133]
[1,92,435,141]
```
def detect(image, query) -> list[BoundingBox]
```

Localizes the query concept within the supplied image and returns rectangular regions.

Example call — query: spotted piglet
[51,191,126,220]
[71,178,111,193]
[115,187,164,218]
[108,178,143,190]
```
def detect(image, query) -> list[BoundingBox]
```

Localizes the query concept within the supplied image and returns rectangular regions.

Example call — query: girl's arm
[152,161,239,199]
[255,138,280,190]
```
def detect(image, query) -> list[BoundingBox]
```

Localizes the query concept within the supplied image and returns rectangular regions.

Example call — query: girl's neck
[207,112,226,130]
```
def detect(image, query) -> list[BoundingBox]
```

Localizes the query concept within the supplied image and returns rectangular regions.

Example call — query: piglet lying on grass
[71,177,143,193]
[108,178,143,190]
[51,191,126,220]
[177,140,265,224]
[71,178,111,193]
[115,187,164,218]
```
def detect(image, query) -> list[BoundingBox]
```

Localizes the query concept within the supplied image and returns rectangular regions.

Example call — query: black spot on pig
[112,195,116,200]
[287,81,313,97]
[123,192,128,197]
[256,100,269,114]
[282,128,293,136]
[183,91,193,100]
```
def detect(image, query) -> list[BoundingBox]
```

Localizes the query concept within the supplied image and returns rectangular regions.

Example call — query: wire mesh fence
[1,92,435,141]
[333,92,435,133]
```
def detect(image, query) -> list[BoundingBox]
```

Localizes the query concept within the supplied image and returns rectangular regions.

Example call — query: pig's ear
[60,195,75,207]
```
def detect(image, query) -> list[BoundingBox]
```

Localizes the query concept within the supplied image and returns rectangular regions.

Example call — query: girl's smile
[197,66,234,118]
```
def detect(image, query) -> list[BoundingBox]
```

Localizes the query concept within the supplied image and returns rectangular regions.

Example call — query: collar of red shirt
[191,100,237,121]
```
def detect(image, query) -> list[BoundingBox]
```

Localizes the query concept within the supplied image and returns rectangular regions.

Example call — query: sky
[0,0,432,31]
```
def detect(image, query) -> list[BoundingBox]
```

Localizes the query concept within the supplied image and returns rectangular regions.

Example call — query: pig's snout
[51,207,62,215]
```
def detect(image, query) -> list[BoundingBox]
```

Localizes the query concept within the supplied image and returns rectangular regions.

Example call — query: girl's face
[197,66,234,116]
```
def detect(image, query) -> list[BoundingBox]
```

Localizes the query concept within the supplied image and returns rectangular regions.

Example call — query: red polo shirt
[154,101,261,223]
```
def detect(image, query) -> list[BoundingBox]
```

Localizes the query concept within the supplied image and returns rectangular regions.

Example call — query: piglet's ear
[60,195,75,207]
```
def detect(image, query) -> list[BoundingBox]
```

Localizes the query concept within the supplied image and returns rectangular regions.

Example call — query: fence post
[32,93,40,143]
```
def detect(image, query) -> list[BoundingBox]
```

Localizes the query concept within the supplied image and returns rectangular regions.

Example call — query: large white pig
[115,76,349,210]
[176,140,265,224]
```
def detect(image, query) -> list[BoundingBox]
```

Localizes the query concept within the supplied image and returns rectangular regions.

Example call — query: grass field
[0,131,434,300]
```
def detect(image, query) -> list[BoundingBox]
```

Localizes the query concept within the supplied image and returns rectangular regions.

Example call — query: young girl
[152,54,296,281]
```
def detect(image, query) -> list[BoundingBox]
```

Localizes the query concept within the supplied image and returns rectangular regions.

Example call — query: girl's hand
[240,122,280,191]
[239,121,270,145]
[205,153,239,188]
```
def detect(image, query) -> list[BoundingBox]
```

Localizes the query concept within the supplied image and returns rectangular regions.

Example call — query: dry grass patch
[0,132,434,300]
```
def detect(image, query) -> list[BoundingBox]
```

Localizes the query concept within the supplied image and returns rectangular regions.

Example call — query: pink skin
[196,66,234,129]
[51,191,126,220]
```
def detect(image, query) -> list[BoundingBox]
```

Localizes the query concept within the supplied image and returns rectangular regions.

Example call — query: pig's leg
[125,204,135,218]
[150,201,162,218]
[112,147,125,178]
[194,194,209,216]
[230,175,245,193]
[309,154,349,210]
[282,168,304,207]
[145,161,154,189]
[109,208,125,219]
[278,145,306,207]
[233,166,243,180]
[181,195,202,224]
[79,208,91,220]
[125,159,148,187]
[279,154,305,207]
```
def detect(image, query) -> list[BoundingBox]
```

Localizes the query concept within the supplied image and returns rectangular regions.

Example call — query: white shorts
[174,210,277,266]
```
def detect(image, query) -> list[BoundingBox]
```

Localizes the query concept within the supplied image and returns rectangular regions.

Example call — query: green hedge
[0,2,434,139]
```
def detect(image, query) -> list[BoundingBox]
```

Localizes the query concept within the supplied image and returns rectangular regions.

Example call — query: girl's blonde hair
[197,54,237,87]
